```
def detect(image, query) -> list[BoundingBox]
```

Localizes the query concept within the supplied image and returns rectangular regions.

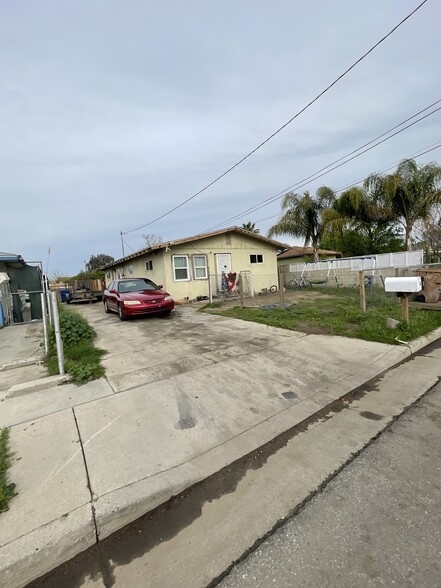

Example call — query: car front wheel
[118,304,126,321]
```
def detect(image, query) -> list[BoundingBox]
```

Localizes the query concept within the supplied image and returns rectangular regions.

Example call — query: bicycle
[286,276,311,289]
[258,283,278,295]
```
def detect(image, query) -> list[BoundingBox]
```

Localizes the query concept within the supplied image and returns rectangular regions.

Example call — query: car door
[107,281,118,310]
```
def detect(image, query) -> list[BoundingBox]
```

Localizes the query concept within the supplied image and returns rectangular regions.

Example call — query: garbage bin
[414,268,441,303]
[60,289,70,303]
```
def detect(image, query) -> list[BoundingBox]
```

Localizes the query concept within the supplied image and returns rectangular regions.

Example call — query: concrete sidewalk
[1,305,441,588]
[0,322,47,393]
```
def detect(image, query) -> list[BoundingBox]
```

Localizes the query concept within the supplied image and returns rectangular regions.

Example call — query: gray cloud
[1,0,441,274]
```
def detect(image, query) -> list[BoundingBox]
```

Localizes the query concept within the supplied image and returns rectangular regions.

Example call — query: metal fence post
[40,292,49,354]
[46,289,53,326]
[51,291,65,375]
[207,266,213,304]
[359,270,366,313]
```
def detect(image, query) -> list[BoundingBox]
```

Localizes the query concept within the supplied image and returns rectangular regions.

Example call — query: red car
[103,278,174,320]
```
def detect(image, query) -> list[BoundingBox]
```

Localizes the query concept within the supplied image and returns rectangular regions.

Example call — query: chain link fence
[8,262,44,324]
[204,263,441,319]
[207,271,279,302]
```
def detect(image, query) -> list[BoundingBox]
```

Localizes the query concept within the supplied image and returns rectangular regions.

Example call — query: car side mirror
[109,289,117,294]
[157,284,163,289]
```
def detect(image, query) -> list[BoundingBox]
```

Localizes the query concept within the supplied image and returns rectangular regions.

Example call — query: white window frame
[145,259,153,271]
[250,254,264,264]
[127,265,133,275]
[193,255,208,280]
[172,255,190,281]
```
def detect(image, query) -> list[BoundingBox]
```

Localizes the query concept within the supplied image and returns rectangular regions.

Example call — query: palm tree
[365,159,441,251]
[327,185,399,253]
[268,186,336,261]
[241,221,260,234]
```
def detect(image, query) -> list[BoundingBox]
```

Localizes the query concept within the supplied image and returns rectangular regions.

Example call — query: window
[193,255,207,279]
[250,254,264,264]
[145,259,153,271]
[127,265,133,275]
[173,255,189,281]
[118,278,158,293]
[106,272,111,280]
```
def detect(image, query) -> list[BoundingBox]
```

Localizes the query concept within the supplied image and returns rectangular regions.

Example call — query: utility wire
[250,140,441,226]
[123,0,429,235]
[210,98,441,226]
[206,104,441,230]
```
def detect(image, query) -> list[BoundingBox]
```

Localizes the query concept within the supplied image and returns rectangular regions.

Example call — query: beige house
[102,227,287,301]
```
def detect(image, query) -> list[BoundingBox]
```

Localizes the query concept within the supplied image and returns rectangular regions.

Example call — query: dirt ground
[207,288,334,310]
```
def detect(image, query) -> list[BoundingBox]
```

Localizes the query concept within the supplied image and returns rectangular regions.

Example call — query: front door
[215,253,232,291]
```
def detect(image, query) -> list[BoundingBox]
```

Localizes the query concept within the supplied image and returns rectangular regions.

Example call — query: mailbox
[384,277,422,293]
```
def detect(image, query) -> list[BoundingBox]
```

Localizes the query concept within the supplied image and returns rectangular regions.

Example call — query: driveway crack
[71,407,99,542]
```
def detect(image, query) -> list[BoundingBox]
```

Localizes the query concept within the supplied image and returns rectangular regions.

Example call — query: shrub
[46,306,105,385]
[0,428,17,513]
[50,306,96,347]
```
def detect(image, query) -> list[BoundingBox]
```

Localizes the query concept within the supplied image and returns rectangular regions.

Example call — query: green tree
[85,254,115,272]
[241,222,260,234]
[268,187,336,261]
[365,158,441,251]
[321,185,403,255]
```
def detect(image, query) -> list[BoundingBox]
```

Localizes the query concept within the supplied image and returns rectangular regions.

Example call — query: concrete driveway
[2,301,426,587]
[72,301,408,539]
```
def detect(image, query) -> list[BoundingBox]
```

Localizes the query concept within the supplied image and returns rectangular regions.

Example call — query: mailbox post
[384,277,423,323]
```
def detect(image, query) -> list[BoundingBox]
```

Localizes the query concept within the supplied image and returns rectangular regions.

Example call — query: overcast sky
[1,0,441,275]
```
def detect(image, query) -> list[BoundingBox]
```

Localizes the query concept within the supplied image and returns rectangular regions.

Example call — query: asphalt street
[218,380,441,588]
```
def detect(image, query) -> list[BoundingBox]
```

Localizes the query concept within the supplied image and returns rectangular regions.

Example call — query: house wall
[104,232,280,300]
[104,250,166,288]
[164,232,280,299]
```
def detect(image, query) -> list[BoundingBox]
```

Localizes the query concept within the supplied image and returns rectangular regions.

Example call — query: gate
[8,261,44,324]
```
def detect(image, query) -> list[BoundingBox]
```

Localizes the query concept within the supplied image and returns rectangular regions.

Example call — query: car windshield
[118,279,159,293]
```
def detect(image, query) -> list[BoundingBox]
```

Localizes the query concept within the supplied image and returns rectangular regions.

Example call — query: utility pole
[120,231,125,257]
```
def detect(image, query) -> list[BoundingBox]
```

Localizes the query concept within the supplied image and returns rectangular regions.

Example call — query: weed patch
[0,428,17,513]
[46,306,106,385]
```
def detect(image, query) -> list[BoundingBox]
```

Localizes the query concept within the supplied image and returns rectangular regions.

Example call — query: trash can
[60,289,70,303]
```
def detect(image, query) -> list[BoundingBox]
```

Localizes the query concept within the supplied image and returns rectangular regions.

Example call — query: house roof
[0,252,26,267]
[102,227,289,269]
[0,252,21,261]
[277,246,342,260]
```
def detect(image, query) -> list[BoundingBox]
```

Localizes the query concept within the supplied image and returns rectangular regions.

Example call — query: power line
[206,102,441,230]
[251,140,441,227]
[123,0,429,235]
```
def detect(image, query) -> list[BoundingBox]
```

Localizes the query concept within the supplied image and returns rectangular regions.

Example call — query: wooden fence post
[359,270,366,313]
[239,273,244,308]
[401,295,410,322]
[279,269,285,310]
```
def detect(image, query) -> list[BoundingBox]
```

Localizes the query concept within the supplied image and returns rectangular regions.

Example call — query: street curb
[3,374,72,399]
[0,357,44,372]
